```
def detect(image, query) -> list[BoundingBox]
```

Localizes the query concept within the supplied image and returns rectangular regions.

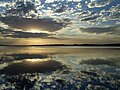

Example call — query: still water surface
[0,46,120,90]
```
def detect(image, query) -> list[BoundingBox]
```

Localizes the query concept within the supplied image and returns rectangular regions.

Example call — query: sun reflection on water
[25,58,49,63]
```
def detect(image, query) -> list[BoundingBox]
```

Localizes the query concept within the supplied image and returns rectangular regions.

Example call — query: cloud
[80,25,120,35]
[98,4,120,21]
[88,0,111,8]
[0,27,53,38]
[0,16,70,32]
[108,4,120,19]
[78,0,120,25]
[7,31,50,38]
[0,0,120,26]
[54,5,66,13]
[81,15,100,21]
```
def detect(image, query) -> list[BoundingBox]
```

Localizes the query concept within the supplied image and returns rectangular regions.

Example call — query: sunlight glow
[26,29,50,34]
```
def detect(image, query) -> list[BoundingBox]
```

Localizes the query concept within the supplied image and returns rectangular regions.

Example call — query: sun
[26,28,50,34]
[29,29,41,33]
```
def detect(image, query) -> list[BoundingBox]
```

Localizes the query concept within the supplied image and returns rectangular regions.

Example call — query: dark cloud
[0,16,69,32]
[81,15,100,21]
[80,26,120,35]
[7,31,49,38]
[0,27,52,38]
[54,5,66,13]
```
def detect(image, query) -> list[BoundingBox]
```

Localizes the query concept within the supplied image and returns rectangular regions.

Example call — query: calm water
[0,46,120,90]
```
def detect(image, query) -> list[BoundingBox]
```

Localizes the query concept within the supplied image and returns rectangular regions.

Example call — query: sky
[0,0,120,45]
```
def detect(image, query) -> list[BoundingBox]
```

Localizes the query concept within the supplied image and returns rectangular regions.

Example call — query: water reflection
[0,54,48,62]
[25,58,49,62]
[0,60,67,75]
[79,58,120,67]
[0,46,120,90]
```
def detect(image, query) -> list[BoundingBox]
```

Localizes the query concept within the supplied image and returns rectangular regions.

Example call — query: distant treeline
[0,44,120,47]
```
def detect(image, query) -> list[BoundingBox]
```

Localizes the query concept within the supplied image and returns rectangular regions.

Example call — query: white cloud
[88,0,111,8]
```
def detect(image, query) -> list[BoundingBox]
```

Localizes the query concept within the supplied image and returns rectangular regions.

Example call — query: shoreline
[0,44,120,47]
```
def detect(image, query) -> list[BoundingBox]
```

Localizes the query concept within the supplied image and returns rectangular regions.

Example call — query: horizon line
[0,43,120,47]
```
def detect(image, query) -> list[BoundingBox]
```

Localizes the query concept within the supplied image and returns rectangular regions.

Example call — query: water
[0,46,120,90]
